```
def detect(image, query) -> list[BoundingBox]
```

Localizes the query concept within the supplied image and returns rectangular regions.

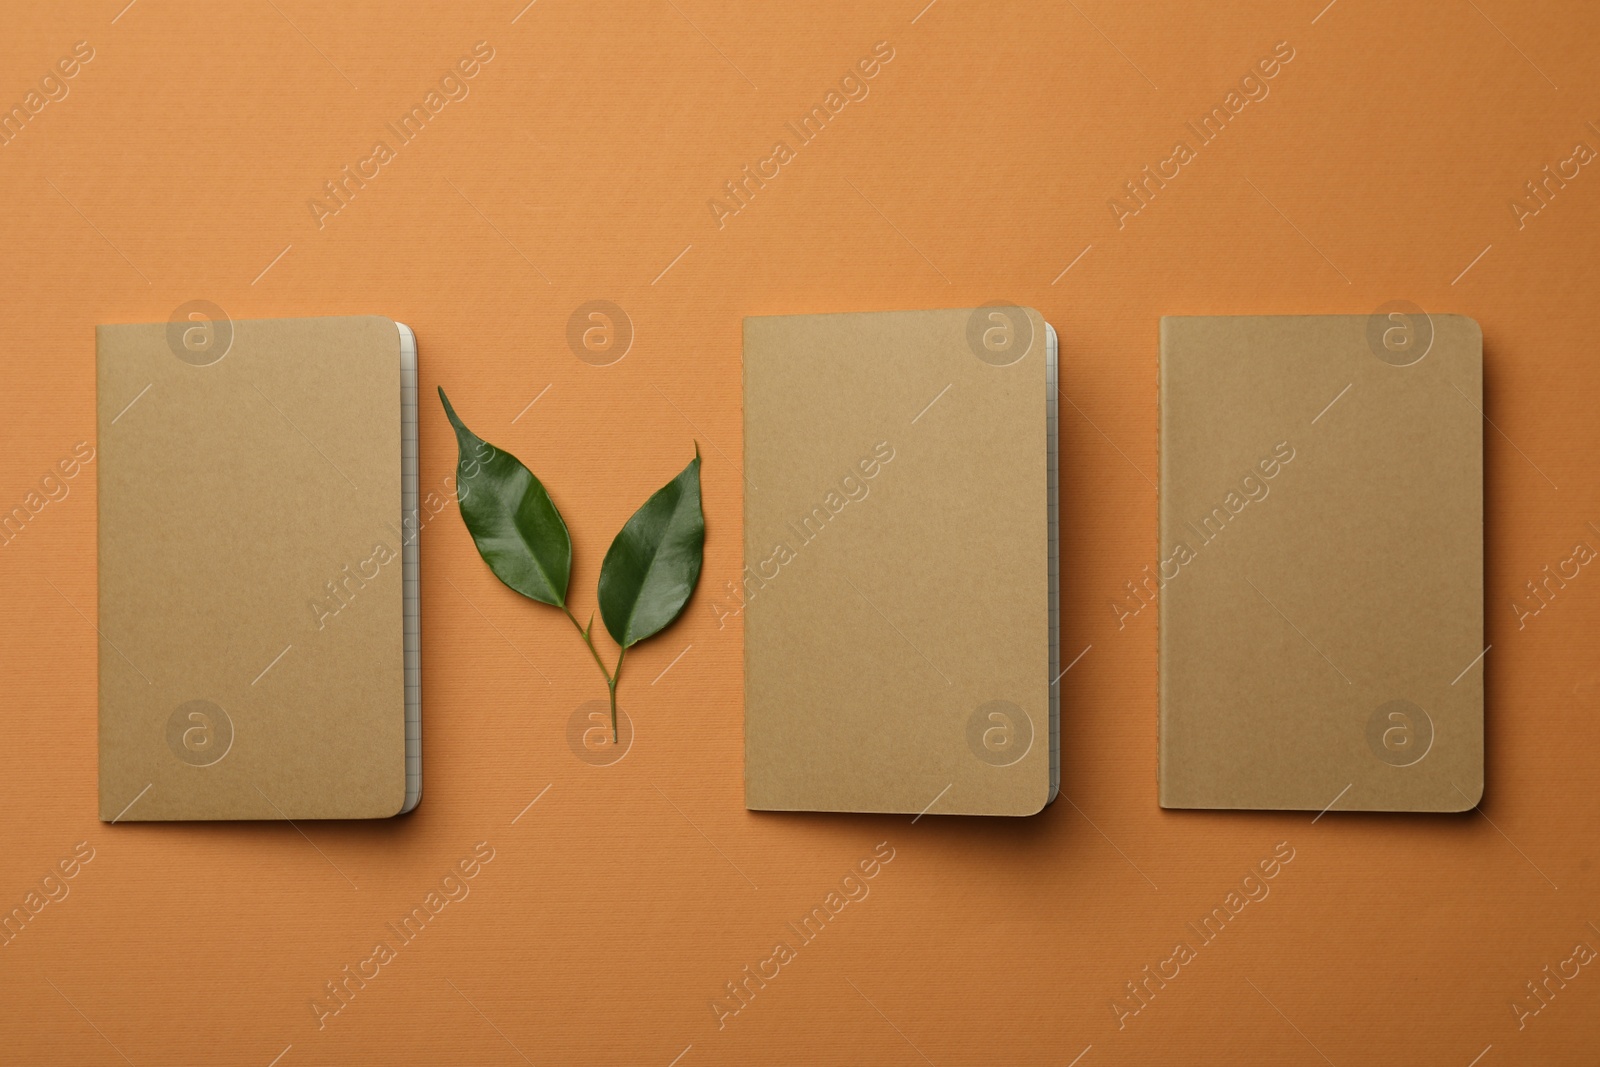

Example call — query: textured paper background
[1,2,1598,1064]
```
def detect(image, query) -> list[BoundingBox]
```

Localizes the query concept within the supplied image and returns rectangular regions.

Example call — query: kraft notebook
[96,315,421,821]
[743,307,1058,817]
[1158,314,1484,812]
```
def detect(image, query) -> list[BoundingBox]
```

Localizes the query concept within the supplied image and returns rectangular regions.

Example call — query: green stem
[563,607,611,681]
[610,646,626,743]
[564,607,627,742]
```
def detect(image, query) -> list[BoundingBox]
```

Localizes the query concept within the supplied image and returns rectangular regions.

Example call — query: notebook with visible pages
[1158,314,1483,812]
[743,307,1058,817]
[96,315,420,821]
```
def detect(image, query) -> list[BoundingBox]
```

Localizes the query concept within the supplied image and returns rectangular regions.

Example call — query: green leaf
[439,387,571,607]
[598,448,705,648]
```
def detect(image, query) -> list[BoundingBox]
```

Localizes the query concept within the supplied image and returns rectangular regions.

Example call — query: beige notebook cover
[1158,314,1484,812]
[743,308,1056,817]
[97,315,412,821]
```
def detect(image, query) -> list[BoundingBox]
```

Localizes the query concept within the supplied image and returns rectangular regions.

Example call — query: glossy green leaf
[440,387,571,607]
[597,448,705,648]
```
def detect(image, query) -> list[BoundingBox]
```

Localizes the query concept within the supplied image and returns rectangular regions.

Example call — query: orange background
[3,1,1599,1064]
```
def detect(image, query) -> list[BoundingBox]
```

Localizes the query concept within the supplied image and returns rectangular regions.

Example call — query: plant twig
[610,646,626,742]
[563,606,626,741]
[563,607,610,680]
